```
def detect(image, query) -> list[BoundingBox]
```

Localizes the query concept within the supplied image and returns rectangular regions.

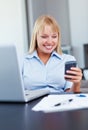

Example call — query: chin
[44,49,53,54]
[44,51,52,54]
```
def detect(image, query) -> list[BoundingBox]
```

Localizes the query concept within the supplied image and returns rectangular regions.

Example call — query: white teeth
[45,46,52,49]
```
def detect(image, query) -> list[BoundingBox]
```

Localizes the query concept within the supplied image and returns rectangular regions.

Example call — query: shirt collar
[25,50,39,60]
[25,50,63,60]
[51,51,63,60]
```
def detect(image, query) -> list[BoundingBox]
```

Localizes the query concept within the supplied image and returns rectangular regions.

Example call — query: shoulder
[61,53,76,62]
[23,51,37,60]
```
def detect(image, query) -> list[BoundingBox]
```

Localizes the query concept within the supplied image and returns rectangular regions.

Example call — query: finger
[66,69,82,77]
[64,75,82,82]
[70,67,82,73]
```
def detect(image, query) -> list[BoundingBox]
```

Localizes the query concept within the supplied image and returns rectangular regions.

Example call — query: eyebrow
[40,33,58,36]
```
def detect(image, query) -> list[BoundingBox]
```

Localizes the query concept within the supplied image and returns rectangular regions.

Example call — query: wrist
[72,82,81,92]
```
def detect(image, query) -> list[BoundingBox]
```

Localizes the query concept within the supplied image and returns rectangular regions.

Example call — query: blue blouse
[22,50,76,93]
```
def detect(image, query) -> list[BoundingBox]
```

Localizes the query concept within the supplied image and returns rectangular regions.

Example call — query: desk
[0,97,88,130]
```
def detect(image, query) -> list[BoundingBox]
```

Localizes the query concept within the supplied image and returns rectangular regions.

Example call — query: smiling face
[29,15,62,55]
[36,25,58,55]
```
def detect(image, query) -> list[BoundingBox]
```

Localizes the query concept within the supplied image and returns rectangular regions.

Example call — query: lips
[44,45,53,50]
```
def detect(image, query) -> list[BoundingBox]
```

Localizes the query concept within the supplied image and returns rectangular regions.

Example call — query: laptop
[0,44,50,102]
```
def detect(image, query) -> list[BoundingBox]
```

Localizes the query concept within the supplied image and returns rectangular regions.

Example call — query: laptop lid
[0,44,50,102]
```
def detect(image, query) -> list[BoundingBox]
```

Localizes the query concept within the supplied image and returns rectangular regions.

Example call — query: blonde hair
[29,15,62,54]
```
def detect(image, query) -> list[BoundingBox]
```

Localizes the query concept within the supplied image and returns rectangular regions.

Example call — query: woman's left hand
[64,67,82,92]
[64,67,82,83]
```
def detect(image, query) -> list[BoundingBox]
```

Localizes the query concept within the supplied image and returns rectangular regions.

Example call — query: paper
[32,94,88,113]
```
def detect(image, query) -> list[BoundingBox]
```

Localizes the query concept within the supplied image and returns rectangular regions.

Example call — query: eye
[41,35,48,38]
[52,35,58,38]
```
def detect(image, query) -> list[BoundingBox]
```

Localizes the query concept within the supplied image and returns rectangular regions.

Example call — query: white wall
[68,0,88,68]
[0,0,28,56]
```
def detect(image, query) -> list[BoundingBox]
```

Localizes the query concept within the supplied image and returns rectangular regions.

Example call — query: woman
[22,15,82,93]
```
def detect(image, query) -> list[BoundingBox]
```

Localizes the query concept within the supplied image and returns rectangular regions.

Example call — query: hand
[64,67,82,83]
[64,67,82,92]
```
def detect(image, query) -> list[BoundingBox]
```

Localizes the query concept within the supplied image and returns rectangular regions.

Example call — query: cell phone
[65,61,77,79]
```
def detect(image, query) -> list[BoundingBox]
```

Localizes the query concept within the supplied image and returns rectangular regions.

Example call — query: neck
[37,50,51,64]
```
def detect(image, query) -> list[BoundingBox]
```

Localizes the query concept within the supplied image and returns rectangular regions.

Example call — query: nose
[47,36,52,43]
